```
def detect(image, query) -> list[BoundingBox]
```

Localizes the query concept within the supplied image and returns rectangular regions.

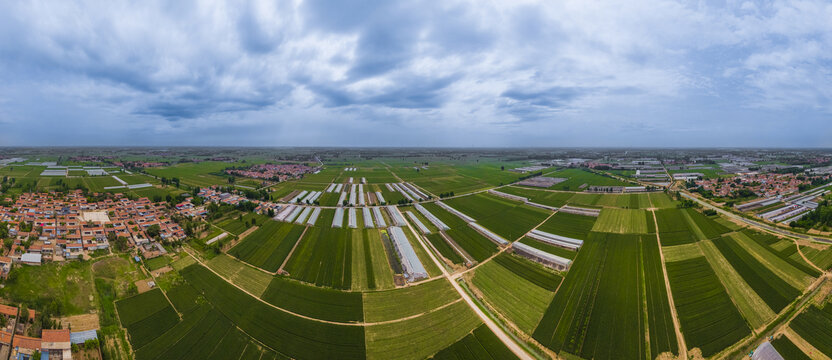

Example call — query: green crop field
[228,220,306,272]
[538,168,632,191]
[537,211,597,240]
[144,255,171,271]
[641,237,678,357]
[665,257,750,357]
[283,226,354,289]
[362,278,460,322]
[740,229,822,277]
[335,167,398,183]
[422,202,498,261]
[655,208,698,246]
[365,229,396,290]
[771,334,811,360]
[500,186,575,207]
[648,192,678,209]
[730,232,815,289]
[444,193,550,240]
[431,324,519,360]
[592,208,650,234]
[181,264,367,359]
[365,300,481,360]
[471,254,558,333]
[216,212,268,235]
[262,276,364,323]
[698,240,775,329]
[116,288,179,348]
[800,244,832,271]
[205,254,273,296]
[533,233,646,360]
[426,232,465,264]
[145,161,236,188]
[790,304,832,358]
[712,236,801,313]
[567,193,651,209]
[682,208,731,240]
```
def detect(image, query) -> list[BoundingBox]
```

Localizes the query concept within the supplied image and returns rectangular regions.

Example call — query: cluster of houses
[224,163,319,181]
[0,303,85,360]
[696,172,831,198]
[0,190,185,267]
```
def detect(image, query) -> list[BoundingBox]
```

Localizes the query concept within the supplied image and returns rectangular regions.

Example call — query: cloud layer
[0,0,830,147]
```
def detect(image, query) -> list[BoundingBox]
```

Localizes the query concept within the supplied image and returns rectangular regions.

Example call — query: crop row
[641,236,679,357]
[228,220,306,272]
[537,212,597,241]
[261,276,364,323]
[665,257,750,357]
[741,229,821,277]
[431,324,519,360]
[283,226,353,289]
[791,304,832,358]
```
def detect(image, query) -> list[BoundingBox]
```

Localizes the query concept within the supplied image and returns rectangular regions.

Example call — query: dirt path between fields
[652,210,688,360]
[394,206,535,360]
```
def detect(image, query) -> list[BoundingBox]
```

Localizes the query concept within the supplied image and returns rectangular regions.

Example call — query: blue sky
[0,0,830,147]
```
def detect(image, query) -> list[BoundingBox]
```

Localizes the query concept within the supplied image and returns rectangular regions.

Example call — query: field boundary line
[652,209,688,359]
[278,226,309,273]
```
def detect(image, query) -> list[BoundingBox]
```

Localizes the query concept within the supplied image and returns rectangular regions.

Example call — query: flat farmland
[262,276,364,323]
[116,288,179,349]
[568,193,651,209]
[533,233,646,360]
[519,237,577,260]
[641,237,678,357]
[471,254,558,334]
[431,324,519,360]
[537,211,597,240]
[228,220,306,272]
[421,202,498,261]
[364,229,396,290]
[283,226,354,289]
[730,232,815,289]
[649,192,678,209]
[771,335,810,360]
[444,193,550,240]
[180,264,367,359]
[790,304,832,358]
[145,161,234,188]
[682,208,731,240]
[362,278,460,322]
[335,167,398,183]
[740,229,821,277]
[501,186,575,208]
[541,168,632,191]
[592,208,650,234]
[364,300,480,360]
[205,254,272,297]
[655,209,698,246]
[665,257,750,357]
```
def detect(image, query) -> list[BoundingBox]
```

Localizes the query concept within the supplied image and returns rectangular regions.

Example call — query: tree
[145,224,161,239]
[20,305,29,322]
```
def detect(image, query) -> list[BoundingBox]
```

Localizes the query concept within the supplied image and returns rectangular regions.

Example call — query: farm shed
[386,206,407,226]
[488,189,527,202]
[326,183,337,192]
[306,207,321,226]
[337,192,347,206]
[363,207,375,228]
[559,205,600,217]
[335,183,344,192]
[528,230,582,250]
[375,191,386,204]
[348,191,357,206]
[385,183,395,192]
[751,341,784,360]
[275,205,295,221]
[285,206,304,223]
[290,190,309,204]
[295,207,313,224]
[349,177,354,183]
[373,207,387,228]
[388,226,428,281]
[361,177,367,184]
[20,253,42,266]
[348,208,357,229]
[511,242,571,271]
[415,204,449,231]
[406,211,430,234]
[469,223,509,246]
[332,208,344,228]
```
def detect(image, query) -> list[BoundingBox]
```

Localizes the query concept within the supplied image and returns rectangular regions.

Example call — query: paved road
[680,192,832,244]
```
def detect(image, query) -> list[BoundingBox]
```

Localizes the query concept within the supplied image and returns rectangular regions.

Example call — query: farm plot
[648,192,678,209]
[180,264,366,359]
[665,257,750,357]
[771,334,811,360]
[282,226,353,289]
[500,186,575,208]
[730,232,815,289]
[421,202,498,262]
[740,229,822,277]
[145,161,234,188]
[533,233,646,360]
[683,208,731,240]
[790,304,832,358]
[228,220,306,272]
[262,276,363,323]
[591,208,650,234]
[712,236,801,313]
[431,324,519,360]
[641,237,678,357]
[205,254,273,297]
[116,288,179,349]
[537,211,597,241]
[698,240,775,329]
[471,254,558,334]
[365,229,396,290]
[655,209,698,246]
[216,212,268,235]
[362,278,460,322]
[426,233,465,264]
[364,300,481,360]
[800,245,832,271]
[444,193,550,240]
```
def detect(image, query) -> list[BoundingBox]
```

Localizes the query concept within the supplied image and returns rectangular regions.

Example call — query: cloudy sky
[0,0,830,147]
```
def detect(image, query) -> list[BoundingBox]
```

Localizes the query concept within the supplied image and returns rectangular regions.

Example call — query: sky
[0,0,830,147]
